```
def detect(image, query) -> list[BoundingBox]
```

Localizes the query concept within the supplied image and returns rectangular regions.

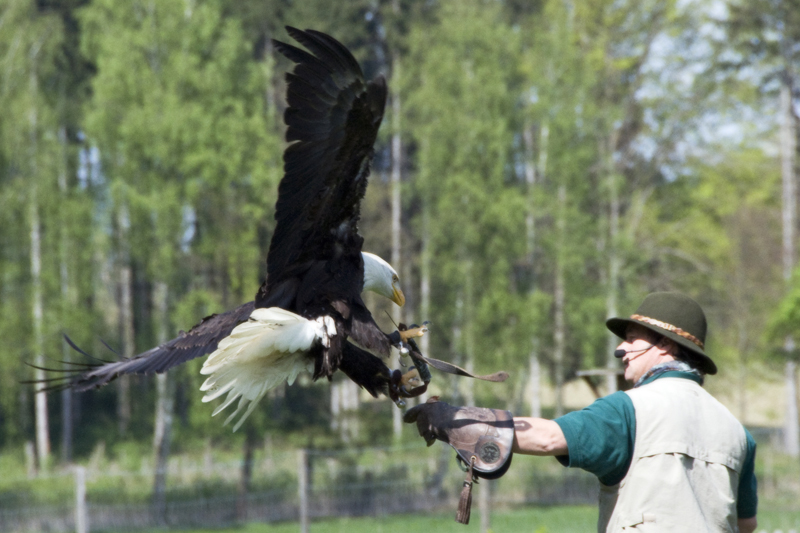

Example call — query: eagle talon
[389,367,427,403]
[399,325,428,343]
[400,368,423,391]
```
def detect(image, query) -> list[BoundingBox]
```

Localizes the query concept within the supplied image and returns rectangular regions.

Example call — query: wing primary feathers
[99,338,124,359]
[20,374,76,383]
[62,334,89,356]
[32,302,256,392]
[305,29,364,75]
[22,363,76,375]
[287,27,361,79]
[62,335,117,364]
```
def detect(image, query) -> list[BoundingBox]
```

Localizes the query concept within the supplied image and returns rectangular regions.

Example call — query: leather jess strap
[398,324,509,383]
[412,350,509,383]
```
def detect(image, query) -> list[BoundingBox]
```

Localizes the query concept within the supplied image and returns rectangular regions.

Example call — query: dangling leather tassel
[455,456,476,524]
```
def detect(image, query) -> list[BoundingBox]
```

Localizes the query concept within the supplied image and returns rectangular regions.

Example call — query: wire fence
[4,428,800,533]
[0,442,599,533]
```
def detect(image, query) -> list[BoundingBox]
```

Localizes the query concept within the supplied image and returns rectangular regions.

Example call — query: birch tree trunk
[553,183,566,418]
[58,126,74,463]
[605,132,621,396]
[117,205,133,437]
[330,379,360,442]
[419,196,431,404]
[31,188,50,469]
[330,381,341,432]
[152,282,174,523]
[391,56,403,439]
[523,121,546,417]
[780,79,800,457]
[463,260,475,407]
[342,379,360,441]
[452,292,464,404]
[29,55,50,470]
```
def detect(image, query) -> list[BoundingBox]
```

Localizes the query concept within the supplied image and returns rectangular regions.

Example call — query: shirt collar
[634,360,705,388]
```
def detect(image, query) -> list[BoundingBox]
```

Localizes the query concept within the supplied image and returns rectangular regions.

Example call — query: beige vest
[598,377,747,533]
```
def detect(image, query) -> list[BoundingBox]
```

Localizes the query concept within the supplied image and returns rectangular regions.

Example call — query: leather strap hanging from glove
[403,397,515,524]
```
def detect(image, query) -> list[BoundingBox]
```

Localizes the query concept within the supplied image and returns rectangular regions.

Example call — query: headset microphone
[614,344,655,359]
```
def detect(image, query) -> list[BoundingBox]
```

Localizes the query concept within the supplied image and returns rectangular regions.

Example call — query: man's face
[617,324,665,384]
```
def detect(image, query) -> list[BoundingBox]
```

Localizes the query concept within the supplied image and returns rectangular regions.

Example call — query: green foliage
[403,0,528,402]
[0,0,794,463]
[641,148,782,371]
[79,0,279,299]
[768,267,800,360]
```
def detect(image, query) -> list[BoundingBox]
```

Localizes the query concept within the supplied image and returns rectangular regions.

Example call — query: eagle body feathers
[199,308,336,431]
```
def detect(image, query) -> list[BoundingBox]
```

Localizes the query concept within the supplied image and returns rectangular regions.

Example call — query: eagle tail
[199,307,335,432]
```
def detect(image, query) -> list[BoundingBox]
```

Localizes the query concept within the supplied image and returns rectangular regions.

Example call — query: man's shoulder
[589,390,634,414]
[625,373,703,400]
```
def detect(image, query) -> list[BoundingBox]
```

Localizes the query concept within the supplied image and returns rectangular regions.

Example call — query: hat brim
[606,317,717,375]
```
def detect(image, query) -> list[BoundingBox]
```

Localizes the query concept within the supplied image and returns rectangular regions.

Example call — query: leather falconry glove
[403,397,515,525]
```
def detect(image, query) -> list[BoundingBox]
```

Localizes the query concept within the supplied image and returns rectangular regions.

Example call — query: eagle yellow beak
[392,285,406,307]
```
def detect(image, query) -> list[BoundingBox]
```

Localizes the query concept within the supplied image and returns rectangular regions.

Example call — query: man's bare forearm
[738,516,756,533]
[512,417,568,456]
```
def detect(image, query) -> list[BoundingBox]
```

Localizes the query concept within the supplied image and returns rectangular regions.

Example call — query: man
[406,292,758,532]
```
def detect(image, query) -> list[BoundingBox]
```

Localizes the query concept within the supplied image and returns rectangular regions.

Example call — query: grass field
[132,505,800,533]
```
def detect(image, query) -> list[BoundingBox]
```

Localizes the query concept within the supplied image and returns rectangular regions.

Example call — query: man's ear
[658,336,678,355]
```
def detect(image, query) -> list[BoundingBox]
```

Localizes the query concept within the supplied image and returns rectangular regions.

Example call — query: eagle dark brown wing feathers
[262,27,387,301]
[36,303,255,392]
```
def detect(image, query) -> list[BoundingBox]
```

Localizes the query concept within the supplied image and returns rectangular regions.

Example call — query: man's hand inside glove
[403,397,515,479]
[403,396,460,446]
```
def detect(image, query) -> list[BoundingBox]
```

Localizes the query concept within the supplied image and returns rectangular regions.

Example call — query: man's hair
[672,346,704,373]
[645,331,704,374]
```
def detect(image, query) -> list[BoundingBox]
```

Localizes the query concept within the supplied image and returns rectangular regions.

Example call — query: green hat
[606,292,716,375]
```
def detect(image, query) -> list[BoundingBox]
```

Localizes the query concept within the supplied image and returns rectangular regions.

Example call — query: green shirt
[553,372,758,519]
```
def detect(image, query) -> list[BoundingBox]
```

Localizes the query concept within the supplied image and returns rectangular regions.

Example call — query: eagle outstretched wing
[261,27,387,300]
[32,303,254,392]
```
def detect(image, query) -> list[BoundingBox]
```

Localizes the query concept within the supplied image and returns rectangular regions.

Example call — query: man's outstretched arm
[512,417,568,456]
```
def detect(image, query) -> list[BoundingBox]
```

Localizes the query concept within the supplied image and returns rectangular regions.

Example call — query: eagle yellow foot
[389,367,429,406]
[399,322,429,343]
[400,368,424,390]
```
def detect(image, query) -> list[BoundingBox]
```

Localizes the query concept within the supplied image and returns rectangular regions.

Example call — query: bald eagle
[39,28,428,431]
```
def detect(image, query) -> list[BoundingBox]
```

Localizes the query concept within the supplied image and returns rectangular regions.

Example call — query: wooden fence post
[298,449,309,533]
[75,466,87,533]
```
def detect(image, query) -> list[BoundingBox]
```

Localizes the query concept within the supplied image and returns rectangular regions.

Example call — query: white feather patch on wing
[199,307,336,432]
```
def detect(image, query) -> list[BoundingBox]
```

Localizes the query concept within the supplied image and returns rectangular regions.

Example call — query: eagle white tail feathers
[200,307,336,432]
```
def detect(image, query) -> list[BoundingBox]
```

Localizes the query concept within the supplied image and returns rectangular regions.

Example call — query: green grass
[131,506,595,533]
[123,505,800,533]
[758,507,800,530]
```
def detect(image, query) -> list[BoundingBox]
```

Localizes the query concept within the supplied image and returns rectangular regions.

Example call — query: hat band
[630,314,704,349]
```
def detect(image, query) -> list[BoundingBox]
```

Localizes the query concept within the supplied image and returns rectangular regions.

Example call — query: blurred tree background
[1,0,800,473]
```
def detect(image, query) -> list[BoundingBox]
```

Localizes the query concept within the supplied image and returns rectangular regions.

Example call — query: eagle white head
[362,252,405,307]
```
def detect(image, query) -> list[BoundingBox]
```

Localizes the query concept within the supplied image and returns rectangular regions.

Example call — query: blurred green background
[2,0,800,530]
